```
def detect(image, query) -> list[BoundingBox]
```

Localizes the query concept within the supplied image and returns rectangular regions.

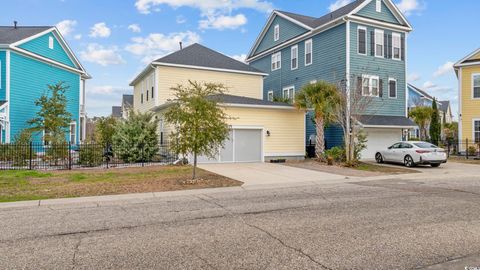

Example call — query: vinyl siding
[253,15,309,56]
[9,52,80,143]
[133,70,156,113]
[0,51,5,99]
[350,22,406,117]
[250,23,347,146]
[460,65,480,143]
[18,32,76,68]
[157,106,305,157]
[355,0,401,25]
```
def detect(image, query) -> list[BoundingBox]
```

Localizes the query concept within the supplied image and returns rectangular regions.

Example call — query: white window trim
[48,36,54,49]
[0,60,2,90]
[271,52,281,71]
[374,29,384,58]
[472,118,480,143]
[305,39,313,66]
[392,32,401,61]
[388,78,397,99]
[274,24,280,41]
[357,26,367,56]
[291,45,298,70]
[282,85,295,102]
[69,121,77,143]
[267,90,274,101]
[472,73,480,99]
[376,0,382,12]
[362,75,380,97]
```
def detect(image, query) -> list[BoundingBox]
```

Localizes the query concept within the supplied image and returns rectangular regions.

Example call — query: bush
[78,144,103,167]
[467,146,477,156]
[324,146,345,163]
[354,130,368,161]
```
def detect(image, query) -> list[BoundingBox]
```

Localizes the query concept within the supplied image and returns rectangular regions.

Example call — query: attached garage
[358,115,417,160]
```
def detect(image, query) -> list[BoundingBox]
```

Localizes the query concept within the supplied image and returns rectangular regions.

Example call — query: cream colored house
[129,43,306,162]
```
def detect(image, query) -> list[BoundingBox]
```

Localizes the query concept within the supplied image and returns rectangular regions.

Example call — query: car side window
[392,143,402,149]
[401,143,413,149]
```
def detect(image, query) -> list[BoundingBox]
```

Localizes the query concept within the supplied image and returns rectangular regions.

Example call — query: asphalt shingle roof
[154,43,264,74]
[408,84,434,101]
[208,94,294,107]
[0,26,52,44]
[358,115,417,127]
[122,95,133,107]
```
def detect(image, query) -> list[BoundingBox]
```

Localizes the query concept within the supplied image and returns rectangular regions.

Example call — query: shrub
[467,146,477,156]
[324,146,345,163]
[78,144,103,167]
[354,130,368,161]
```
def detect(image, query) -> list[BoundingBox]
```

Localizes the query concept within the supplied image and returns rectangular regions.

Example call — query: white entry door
[197,128,263,163]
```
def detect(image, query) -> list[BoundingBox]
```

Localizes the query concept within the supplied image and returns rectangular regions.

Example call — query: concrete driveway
[199,162,348,186]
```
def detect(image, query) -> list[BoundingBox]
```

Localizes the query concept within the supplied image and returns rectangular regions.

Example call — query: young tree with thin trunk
[294,81,341,159]
[164,81,231,180]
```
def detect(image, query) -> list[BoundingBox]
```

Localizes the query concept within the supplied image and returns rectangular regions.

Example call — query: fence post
[29,142,33,170]
[68,142,72,170]
[466,138,469,159]
[141,144,145,167]
[447,141,450,158]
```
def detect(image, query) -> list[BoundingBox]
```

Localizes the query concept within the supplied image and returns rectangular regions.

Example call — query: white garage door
[361,128,403,160]
[197,128,263,163]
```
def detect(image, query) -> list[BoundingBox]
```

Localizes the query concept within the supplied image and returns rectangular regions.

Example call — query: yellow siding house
[129,43,306,163]
[454,48,480,149]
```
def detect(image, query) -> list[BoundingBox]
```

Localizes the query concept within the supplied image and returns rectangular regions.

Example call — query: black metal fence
[440,139,480,159]
[0,142,178,170]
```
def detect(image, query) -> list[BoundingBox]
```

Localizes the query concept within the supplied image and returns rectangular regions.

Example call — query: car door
[395,143,412,162]
[384,143,401,161]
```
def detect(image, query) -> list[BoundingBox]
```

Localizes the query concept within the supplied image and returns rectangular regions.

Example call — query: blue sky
[1,0,478,118]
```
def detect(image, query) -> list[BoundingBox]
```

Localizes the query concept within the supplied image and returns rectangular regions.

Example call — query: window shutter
[357,76,363,95]
[370,31,375,56]
[401,36,405,60]
[384,33,388,58]
[388,34,393,59]
[379,79,383,97]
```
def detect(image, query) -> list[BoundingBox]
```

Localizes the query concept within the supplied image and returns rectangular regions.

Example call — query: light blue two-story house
[0,23,90,144]
[246,0,416,159]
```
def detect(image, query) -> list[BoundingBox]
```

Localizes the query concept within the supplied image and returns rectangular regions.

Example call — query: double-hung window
[375,30,384,57]
[362,75,380,97]
[283,86,295,103]
[392,33,401,60]
[291,45,298,70]
[48,36,54,49]
[474,120,480,143]
[358,26,367,55]
[376,0,382,12]
[271,52,281,71]
[473,74,480,98]
[388,78,397,98]
[274,24,280,41]
[69,122,77,143]
[305,39,313,66]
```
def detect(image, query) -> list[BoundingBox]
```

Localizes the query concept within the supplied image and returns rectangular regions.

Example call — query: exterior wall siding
[355,0,401,25]
[460,65,480,143]
[19,32,76,68]
[0,51,5,100]
[133,70,156,113]
[254,16,309,56]
[250,23,347,147]
[9,52,80,143]
[350,22,406,117]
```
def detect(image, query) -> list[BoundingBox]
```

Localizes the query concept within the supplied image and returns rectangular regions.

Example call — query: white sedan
[375,141,447,168]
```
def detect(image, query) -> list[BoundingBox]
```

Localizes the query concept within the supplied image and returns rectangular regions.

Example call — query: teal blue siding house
[0,24,90,144]
[247,0,417,159]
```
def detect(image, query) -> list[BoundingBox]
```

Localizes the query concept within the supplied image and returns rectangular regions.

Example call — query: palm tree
[409,106,434,140]
[295,81,341,159]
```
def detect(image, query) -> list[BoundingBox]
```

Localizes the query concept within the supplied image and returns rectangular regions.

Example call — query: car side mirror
[388,146,392,149]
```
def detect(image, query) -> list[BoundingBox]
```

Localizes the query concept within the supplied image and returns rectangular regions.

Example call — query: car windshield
[414,142,438,149]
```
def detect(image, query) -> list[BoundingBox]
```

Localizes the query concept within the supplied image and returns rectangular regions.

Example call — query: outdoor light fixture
[266,130,271,137]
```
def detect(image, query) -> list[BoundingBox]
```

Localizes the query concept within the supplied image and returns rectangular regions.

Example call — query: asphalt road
[1,176,480,269]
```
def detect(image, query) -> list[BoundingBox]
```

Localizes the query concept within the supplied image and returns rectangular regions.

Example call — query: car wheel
[431,164,441,168]
[404,155,415,167]
[375,153,384,163]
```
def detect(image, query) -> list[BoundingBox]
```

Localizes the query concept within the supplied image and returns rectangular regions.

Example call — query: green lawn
[0,166,241,203]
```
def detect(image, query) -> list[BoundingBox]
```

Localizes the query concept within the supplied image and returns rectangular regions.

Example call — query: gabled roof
[408,84,434,101]
[247,0,412,61]
[122,94,133,107]
[454,47,480,69]
[0,26,51,44]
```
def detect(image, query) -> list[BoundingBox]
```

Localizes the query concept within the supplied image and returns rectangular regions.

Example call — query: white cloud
[134,0,273,15]
[74,34,82,40]
[176,15,187,24]
[89,22,111,38]
[87,85,125,95]
[422,81,452,93]
[423,81,436,89]
[125,31,201,64]
[128,24,142,33]
[80,44,125,66]
[56,20,77,36]
[199,14,247,30]
[396,0,423,16]
[407,73,421,82]
[328,0,353,12]
[231,54,247,62]
[433,61,454,77]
